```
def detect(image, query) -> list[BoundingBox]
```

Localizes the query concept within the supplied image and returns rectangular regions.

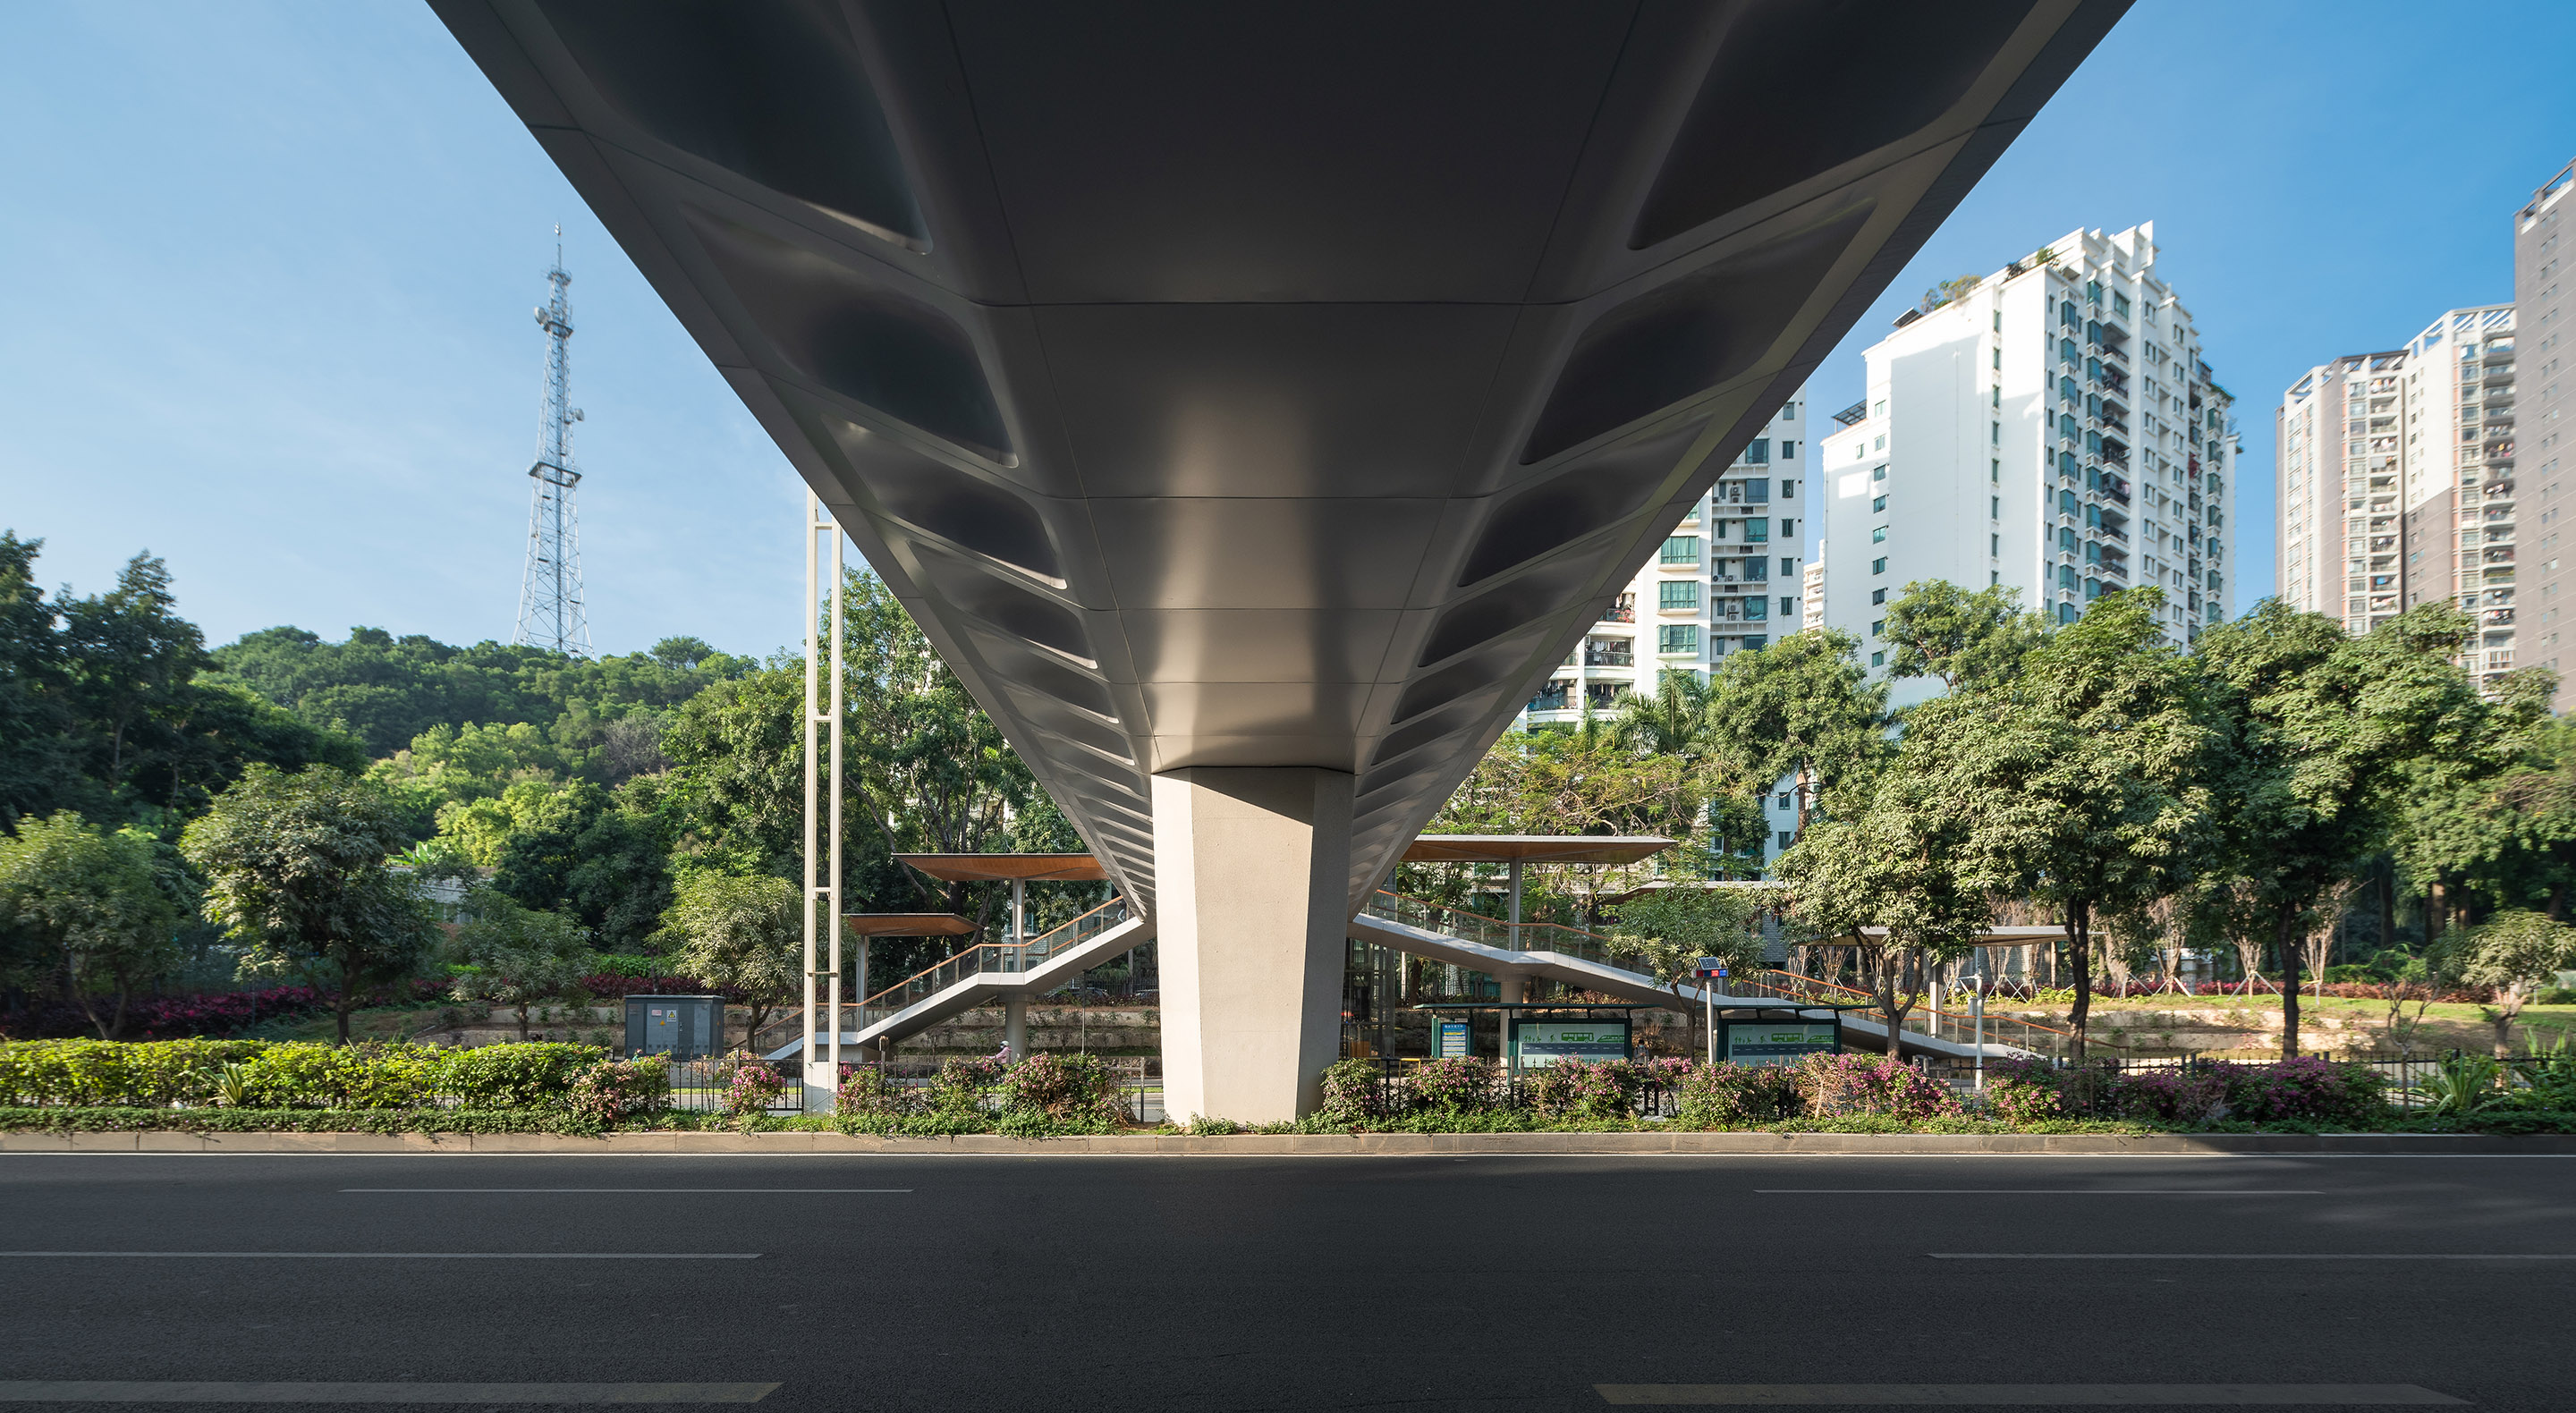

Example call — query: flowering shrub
[721,1058,786,1116]
[1000,1052,1124,1128]
[1404,1056,1499,1113]
[2210,1055,2389,1127]
[837,1064,915,1117]
[1676,1062,1803,1128]
[1318,1058,1392,1125]
[928,1053,1011,1113]
[1796,1053,1962,1121]
[1524,1059,1640,1120]
[565,1056,669,1125]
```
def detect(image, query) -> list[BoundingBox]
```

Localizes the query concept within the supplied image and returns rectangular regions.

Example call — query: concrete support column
[1004,993,1029,1060]
[1152,766,1354,1123]
[1497,970,1527,1004]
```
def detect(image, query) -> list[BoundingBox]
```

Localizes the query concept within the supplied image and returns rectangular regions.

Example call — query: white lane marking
[1596,1384,2466,1406]
[1758,1189,2323,1194]
[0,1251,759,1259]
[339,1188,910,1193]
[1929,1252,2576,1260]
[0,1382,777,1403]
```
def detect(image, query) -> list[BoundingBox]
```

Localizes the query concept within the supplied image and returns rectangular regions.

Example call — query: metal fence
[1908,1051,2568,1112]
[676,1056,1167,1123]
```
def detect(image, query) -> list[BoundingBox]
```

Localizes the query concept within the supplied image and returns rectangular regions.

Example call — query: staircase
[765,897,1153,1061]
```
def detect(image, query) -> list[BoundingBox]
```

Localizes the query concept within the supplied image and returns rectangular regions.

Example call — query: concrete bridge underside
[437,0,2127,1119]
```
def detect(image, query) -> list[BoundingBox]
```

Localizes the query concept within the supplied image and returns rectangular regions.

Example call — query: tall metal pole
[801,495,819,1096]
[801,494,845,1113]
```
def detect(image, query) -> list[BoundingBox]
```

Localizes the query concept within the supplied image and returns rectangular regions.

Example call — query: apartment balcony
[1526,684,1573,714]
[1583,646,1635,668]
[2484,546,2517,563]
[2101,438,2130,465]
[2486,608,2518,627]
[1598,605,1636,623]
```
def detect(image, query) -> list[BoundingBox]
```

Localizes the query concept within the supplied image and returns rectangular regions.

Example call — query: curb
[4,1130,2571,1155]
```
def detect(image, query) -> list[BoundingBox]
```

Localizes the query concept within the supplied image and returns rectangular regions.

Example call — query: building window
[1781,479,1797,499]
[1658,580,1699,610]
[1658,625,1699,655]
[1780,441,1797,458]
[1869,619,1885,637]
[1871,495,1888,512]
[1870,650,1885,667]
[1991,421,2002,445]
[1871,588,1887,605]
[1872,464,1887,481]
[1871,526,1888,544]
[1778,830,1794,850]
[1871,556,1888,574]
[1990,533,2000,556]
[1660,536,1699,565]
[1780,557,1795,575]
[1990,496,2001,520]
[1779,596,1795,616]
[1743,438,1771,465]
[1747,519,1770,543]
[1743,597,1767,622]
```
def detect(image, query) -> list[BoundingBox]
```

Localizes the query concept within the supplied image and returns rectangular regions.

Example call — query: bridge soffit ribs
[433,0,2129,913]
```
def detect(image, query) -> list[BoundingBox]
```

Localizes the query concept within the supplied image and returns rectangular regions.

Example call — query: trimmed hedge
[0,1038,609,1111]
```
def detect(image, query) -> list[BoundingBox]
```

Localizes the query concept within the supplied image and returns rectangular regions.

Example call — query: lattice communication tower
[514,227,590,656]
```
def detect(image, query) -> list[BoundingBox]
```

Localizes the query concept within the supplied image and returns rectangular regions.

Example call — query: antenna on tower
[515,224,591,657]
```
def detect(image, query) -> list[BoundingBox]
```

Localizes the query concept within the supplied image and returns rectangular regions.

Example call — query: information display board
[1509,1018,1631,1068]
[1434,1020,1471,1059]
[1719,1019,1840,1067]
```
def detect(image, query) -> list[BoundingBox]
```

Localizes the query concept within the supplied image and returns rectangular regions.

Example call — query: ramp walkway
[1352,892,2081,1061]
[768,890,2087,1064]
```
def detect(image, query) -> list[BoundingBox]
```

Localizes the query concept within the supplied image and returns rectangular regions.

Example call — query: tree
[2394,706,2572,924]
[1775,757,1993,1054]
[1940,590,2212,1058]
[1608,886,1766,1058]
[2455,911,2576,1057]
[2192,600,2500,1058]
[180,765,437,1042]
[1881,580,2050,695]
[0,812,182,1038]
[659,871,802,1051]
[1702,629,1888,842]
[445,889,596,1042]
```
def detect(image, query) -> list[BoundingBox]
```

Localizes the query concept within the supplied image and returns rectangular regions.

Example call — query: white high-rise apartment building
[2276,307,2519,690]
[1524,387,1811,867]
[1815,224,2235,706]
[2518,158,2572,704]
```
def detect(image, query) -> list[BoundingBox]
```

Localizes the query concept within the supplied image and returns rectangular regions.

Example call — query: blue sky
[4,3,2572,657]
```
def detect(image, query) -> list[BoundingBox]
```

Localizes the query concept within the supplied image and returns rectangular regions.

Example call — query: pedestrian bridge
[445,0,2128,1119]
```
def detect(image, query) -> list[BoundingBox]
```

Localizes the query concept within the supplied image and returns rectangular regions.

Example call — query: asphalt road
[0,1153,2568,1411]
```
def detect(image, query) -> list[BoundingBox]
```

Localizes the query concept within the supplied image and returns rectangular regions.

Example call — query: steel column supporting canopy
[435,0,2128,916]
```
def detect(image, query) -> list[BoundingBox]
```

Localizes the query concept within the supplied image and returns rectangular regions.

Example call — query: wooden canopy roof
[894,854,1111,882]
[839,913,978,936]
[1402,835,1675,866]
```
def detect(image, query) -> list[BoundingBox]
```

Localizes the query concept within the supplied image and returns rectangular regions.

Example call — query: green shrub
[442,1043,605,1108]
[0,1038,267,1107]
[1675,1062,1802,1129]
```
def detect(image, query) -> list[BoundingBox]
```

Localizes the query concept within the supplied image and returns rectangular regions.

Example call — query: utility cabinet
[624,994,723,1059]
